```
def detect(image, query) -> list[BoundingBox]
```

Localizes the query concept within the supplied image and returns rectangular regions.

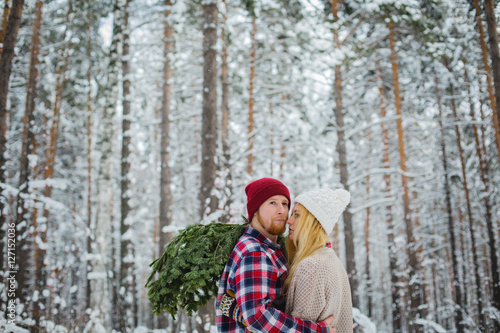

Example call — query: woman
[220,188,353,332]
[284,188,353,332]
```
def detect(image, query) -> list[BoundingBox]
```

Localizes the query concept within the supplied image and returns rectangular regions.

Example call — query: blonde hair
[283,203,329,293]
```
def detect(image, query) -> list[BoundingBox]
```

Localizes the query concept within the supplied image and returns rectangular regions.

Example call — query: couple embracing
[216,178,353,333]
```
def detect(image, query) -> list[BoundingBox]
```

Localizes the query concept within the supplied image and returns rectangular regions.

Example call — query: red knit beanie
[245,178,291,222]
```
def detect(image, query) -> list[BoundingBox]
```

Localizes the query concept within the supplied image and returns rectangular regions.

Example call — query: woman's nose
[286,217,292,225]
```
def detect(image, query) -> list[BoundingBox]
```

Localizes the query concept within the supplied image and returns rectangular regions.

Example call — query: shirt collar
[245,225,282,251]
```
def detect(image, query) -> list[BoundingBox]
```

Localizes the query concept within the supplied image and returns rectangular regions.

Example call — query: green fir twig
[145,219,288,317]
[146,222,246,317]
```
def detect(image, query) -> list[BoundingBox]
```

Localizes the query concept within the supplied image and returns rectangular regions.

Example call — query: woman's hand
[324,315,336,333]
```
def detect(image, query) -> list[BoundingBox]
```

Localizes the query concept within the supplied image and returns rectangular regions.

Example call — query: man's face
[253,195,289,239]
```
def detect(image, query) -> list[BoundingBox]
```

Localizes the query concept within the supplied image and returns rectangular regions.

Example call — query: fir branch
[146,222,246,317]
[146,220,288,317]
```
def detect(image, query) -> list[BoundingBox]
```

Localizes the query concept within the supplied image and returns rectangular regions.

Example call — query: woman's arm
[288,260,327,321]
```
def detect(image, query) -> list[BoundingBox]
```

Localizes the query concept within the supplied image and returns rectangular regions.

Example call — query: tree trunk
[484,0,500,165]
[473,0,500,163]
[411,190,429,321]
[40,4,72,321]
[331,0,358,307]
[119,1,135,332]
[430,217,441,326]
[464,61,488,329]
[376,61,402,332]
[20,0,43,326]
[85,9,93,313]
[269,103,273,175]
[197,1,218,329]
[456,202,469,315]
[0,0,10,44]
[91,0,125,328]
[0,0,8,279]
[247,15,256,176]
[199,0,218,220]
[157,1,174,328]
[0,0,25,297]
[479,3,500,318]
[42,0,71,204]
[31,140,44,331]
[364,128,372,318]
[435,75,464,332]
[110,198,119,331]
[152,106,161,330]
[220,0,232,223]
[388,20,423,331]
[279,143,285,179]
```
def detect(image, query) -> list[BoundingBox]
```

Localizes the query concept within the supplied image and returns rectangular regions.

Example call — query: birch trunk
[388,20,423,331]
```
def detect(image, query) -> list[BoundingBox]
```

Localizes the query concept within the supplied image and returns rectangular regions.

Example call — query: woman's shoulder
[296,247,336,274]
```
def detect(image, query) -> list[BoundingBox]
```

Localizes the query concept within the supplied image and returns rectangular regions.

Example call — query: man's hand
[324,315,336,333]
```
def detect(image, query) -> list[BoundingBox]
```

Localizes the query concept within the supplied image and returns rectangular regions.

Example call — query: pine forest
[0,0,499,332]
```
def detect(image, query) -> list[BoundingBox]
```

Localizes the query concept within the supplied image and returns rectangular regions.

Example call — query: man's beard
[257,212,286,235]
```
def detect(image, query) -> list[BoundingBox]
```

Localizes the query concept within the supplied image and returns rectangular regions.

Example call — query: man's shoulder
[233,232,266,255]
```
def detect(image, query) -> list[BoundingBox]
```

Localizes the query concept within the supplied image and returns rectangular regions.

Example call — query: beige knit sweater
[285,246,353,333]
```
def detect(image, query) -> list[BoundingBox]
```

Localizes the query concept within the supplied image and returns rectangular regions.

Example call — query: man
[216,178,333,332]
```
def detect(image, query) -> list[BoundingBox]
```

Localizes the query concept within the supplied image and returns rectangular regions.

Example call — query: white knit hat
[295,188,350,235]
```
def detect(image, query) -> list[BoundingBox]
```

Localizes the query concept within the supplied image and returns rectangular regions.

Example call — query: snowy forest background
[0,0,499,332]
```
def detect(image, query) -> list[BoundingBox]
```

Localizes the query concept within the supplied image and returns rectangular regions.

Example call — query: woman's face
[286,203,302,242]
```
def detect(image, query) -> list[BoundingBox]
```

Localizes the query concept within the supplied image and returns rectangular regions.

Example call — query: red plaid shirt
[216,226,329,332]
